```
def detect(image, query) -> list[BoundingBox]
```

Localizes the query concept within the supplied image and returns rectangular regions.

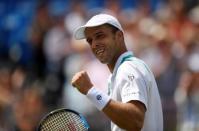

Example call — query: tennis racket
[37,108,89,131]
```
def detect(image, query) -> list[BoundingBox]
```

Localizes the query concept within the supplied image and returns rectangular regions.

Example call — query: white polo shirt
[107,51,163,131]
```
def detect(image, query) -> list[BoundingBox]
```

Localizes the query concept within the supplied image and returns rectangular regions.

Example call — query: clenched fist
[71,71,93,95]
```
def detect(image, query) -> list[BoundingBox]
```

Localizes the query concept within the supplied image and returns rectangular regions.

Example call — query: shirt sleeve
[116,63,148,109]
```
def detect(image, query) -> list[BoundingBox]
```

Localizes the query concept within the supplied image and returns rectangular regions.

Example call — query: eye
[95,33,105,39]
[86,38,92,45]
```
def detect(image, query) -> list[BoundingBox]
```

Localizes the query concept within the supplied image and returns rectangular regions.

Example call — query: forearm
[102,100,145,131]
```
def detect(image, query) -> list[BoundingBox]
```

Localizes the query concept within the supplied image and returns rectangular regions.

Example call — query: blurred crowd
[0,0,199,131]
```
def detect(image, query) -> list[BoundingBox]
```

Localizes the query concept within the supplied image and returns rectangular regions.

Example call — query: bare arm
[71,71,146,131]
[103,100,146,131]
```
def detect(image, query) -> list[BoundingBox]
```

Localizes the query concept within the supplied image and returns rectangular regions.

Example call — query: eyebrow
[93,30,104,36]
[86,30,103,39]
[86,27,105,38]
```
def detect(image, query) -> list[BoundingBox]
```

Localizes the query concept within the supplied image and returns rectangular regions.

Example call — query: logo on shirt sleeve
[128,74,134,81]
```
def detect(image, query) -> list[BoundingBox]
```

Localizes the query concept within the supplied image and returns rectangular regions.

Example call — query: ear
[116,30,124,40]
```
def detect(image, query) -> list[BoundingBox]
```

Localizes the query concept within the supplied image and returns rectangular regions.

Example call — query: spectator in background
[29,1,53,78]
[43,5,69,109]
[174,7,199,130]
[154,39,181,131]
[0,63,13,130]
[0,62,28,130]
[175,57,199,131]
[166,0,194,59]
[64,1,87,36]
[103,0,121,17]
[188,5,199,53]
[13,84,46,131]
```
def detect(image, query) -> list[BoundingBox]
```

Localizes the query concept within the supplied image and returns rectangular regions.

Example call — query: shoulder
[116,60,140,81]
[116,57,153,81]
[117,57,146,73]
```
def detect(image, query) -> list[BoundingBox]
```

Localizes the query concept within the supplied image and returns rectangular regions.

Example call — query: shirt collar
[112,51,134,76]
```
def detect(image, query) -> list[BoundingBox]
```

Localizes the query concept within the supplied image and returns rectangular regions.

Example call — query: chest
[108,76,122,101]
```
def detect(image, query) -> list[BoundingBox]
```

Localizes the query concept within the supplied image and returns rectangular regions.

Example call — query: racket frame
[37,108,89,131]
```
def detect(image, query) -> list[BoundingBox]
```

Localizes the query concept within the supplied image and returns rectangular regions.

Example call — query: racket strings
[40,111,87,131]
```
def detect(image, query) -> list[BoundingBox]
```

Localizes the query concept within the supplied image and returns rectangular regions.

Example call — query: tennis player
[71,14,163,131]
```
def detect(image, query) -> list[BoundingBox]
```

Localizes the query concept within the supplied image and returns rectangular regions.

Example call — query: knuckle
[81,70,86,74]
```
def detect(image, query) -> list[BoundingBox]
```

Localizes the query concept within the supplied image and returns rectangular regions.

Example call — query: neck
[107,48,127,73]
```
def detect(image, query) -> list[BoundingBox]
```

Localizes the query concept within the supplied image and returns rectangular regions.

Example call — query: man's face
[85,24,119,64]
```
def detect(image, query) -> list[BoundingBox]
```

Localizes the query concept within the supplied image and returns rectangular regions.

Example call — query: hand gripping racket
[37,108,89,131]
